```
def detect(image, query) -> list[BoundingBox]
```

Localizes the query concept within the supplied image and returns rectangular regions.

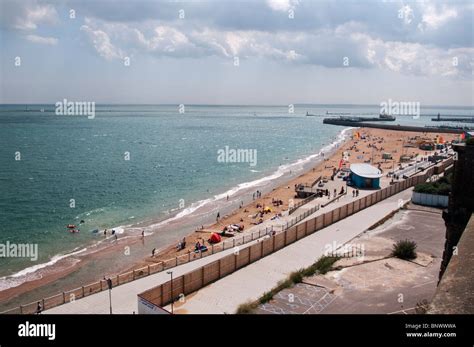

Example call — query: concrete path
[166,188,414,314]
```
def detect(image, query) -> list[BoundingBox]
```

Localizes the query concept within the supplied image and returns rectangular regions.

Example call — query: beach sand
[0,127,458,307]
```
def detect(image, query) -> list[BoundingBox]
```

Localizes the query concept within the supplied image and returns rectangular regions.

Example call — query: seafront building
[349,163,382,189]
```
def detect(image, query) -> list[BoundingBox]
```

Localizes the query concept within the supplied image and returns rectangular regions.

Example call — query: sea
[0,104,472,308]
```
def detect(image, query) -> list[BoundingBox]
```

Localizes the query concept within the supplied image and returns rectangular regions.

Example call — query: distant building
[349,163,382,189]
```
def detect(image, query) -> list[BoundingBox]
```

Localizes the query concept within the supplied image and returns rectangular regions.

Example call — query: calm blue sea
[0,104,472,284]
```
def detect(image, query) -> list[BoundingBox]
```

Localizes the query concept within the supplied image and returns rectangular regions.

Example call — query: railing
[321,190,348,208]
[289,193,319,215]
[310,176,322,187]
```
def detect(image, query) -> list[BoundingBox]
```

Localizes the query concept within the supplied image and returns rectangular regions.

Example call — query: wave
[0,248,86,291]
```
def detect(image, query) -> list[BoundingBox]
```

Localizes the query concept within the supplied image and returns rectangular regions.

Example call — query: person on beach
[152,248,156,257]
[176,237,186,251]
[141,230,145,238]
[216,212,220,221]
[114,234,118,240]
[36,302,42,314]
[104,229,107,236]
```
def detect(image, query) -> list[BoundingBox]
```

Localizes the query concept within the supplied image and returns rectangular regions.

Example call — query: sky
[0,0,473,105]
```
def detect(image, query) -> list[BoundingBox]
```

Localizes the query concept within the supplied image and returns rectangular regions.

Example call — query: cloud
[78,16,473,79]
[73,1,472,79]
[25,34,58,45]
[70,0,472,49]
[1,1,58,31]
[80,24,124,60]
[358,34,473,78]
[418,3,458,31]
[266,0,299,12]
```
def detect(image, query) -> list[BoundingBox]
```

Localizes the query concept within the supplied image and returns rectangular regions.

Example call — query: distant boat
[306,111,316,117]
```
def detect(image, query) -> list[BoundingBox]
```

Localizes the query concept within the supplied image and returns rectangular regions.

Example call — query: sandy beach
[0,127,458,308]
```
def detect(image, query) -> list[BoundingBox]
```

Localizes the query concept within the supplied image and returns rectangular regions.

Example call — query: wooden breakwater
[323,118,464,134]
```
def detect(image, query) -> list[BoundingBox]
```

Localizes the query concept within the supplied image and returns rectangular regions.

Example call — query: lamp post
[167,271,174,314]
[106,278,113,314]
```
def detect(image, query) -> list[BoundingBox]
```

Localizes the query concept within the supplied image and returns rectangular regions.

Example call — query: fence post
[133,270,135,280]
[212,245,214,254]
[82,286,85,297]
[147,265,150,275]
[20,305,23,314]
[160,285,164,306]
[63,292,66,304]
[117,274,119,285]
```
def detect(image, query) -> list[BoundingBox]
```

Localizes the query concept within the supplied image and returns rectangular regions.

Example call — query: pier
[431,116,474,123]
[323,118,464,134]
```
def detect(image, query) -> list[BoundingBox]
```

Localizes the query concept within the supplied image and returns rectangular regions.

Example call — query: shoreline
[0,127,353,308]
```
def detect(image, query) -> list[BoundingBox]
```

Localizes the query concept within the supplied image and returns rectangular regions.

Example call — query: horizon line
[1,103,473,108]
